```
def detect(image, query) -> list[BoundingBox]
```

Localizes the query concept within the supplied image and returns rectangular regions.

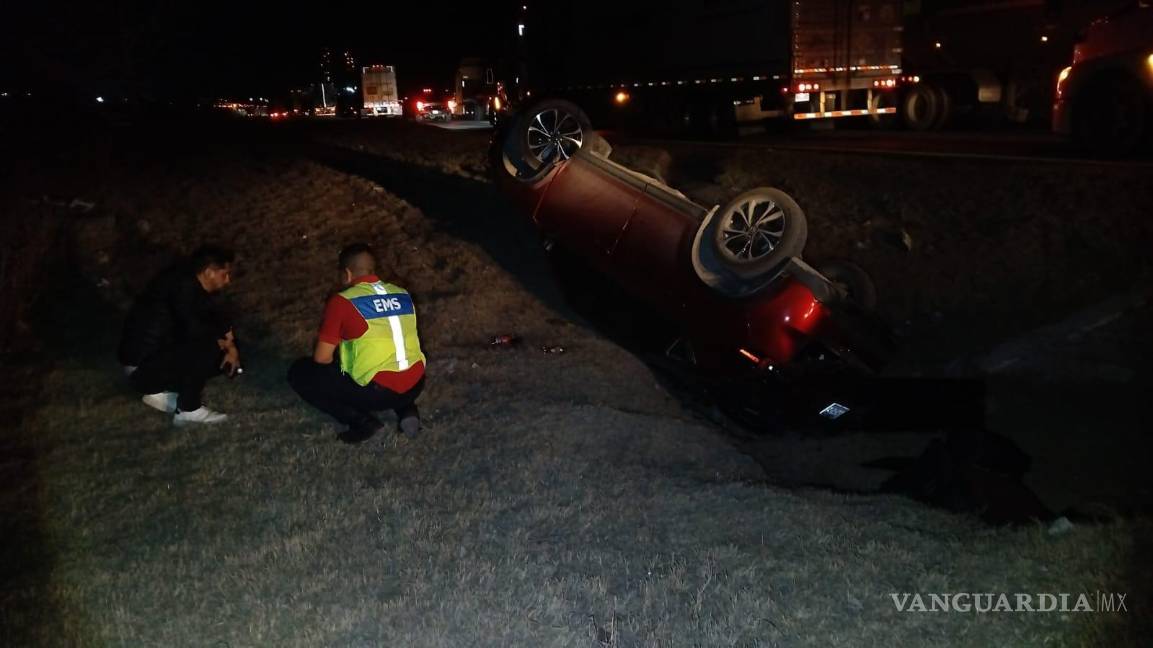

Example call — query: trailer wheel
[519,99,592,169]
[929,83,953,130]
[868,92,899,130]
[710,187,808,280]
[1073,73,1148,157]
[902,84,940,131]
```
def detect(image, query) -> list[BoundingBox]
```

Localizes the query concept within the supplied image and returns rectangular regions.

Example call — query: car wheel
[711,187,808,280]
[816,259,878,309]
[519,99,592,169]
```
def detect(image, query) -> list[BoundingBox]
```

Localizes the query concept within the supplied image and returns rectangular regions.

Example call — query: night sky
[3,1,515,101]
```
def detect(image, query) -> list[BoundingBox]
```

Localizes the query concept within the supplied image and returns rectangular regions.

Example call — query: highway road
[617,128,1153,168]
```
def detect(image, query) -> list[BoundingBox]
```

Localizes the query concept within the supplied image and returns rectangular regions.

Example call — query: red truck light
[416,100,424,111]
[1056,66,1071,99]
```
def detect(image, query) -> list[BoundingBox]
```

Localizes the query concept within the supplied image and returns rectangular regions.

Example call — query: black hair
[338,243,376,271]
[189,244,235,273]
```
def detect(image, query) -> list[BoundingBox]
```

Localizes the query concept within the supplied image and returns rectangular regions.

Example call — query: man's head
[338,243,377,286]
[190,244,235,293]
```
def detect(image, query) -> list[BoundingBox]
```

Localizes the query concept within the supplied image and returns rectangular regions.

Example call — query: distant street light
[96,96,104,103]
[518,23,525,37]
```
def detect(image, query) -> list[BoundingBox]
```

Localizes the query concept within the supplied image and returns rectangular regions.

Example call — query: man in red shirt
[287,244,426,444]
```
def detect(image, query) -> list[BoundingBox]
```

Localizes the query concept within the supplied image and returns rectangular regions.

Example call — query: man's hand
[313,340,337,365]
[219,331,241,377]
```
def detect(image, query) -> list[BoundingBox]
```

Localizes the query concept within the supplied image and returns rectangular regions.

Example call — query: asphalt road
[620,128,1153,167]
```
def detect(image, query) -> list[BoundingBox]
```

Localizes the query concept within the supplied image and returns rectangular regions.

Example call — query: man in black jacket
[119,245,240,426]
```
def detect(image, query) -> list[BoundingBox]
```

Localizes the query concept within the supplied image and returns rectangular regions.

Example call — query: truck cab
[1053,2,1153,155]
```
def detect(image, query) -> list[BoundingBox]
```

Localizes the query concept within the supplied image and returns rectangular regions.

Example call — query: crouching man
[288,243,425,444]
[118,245,240,426]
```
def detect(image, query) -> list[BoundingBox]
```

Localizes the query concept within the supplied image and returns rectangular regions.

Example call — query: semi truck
[510,0,1131,134]
[361,65,402,117]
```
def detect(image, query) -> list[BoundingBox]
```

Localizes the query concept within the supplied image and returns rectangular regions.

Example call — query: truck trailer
[511,0,1132,134]
[361,65,402,117]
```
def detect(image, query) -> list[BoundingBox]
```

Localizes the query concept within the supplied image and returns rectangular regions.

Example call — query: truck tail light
[1056,66,1071,99]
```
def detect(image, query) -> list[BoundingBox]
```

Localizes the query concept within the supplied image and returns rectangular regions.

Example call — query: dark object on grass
[490,334,522,347]
[872,429,1054,525]
[338,416,386,444]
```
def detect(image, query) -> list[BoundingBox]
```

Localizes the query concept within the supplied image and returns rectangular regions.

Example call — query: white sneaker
[173,406,229,426]
[141,392,178,413]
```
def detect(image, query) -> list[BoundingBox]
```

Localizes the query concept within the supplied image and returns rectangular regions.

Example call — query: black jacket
[118,263,232,365]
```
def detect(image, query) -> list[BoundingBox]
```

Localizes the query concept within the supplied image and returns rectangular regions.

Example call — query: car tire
[489,114,530,180]
[489,111,558,184]
[517,98,592,170]
[709,187,808,281]
[816,259,878,309]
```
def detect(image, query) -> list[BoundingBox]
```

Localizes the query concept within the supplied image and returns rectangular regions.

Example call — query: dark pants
[286,358,423,427]
[129,338,223,411]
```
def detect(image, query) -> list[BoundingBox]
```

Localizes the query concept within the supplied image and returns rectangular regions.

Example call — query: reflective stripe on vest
[337,281,425,386]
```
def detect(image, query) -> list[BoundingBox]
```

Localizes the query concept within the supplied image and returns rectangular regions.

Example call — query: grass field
[1,117,1148,646]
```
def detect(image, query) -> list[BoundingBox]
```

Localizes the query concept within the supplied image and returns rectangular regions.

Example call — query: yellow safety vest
[337,280,425,386]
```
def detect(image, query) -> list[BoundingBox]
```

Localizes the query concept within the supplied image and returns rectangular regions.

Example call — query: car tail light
[493,96,502,110]
[448,99,457,111]
[738,348,775,371]
[416,100,424,111]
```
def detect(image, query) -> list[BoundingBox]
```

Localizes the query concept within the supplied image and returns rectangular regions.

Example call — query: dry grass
[1,118,1148,647]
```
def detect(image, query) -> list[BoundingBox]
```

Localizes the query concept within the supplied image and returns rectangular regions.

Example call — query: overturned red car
[490,99,899,427]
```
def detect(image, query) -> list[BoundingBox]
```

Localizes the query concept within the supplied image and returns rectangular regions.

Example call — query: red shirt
[318,275,425,393]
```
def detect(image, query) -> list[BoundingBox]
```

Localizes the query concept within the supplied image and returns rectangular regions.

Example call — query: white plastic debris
[69,198,96,212]
[1048,516,1075,536]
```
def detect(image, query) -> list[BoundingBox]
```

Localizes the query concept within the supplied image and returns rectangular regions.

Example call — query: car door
[533,152,638,270]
